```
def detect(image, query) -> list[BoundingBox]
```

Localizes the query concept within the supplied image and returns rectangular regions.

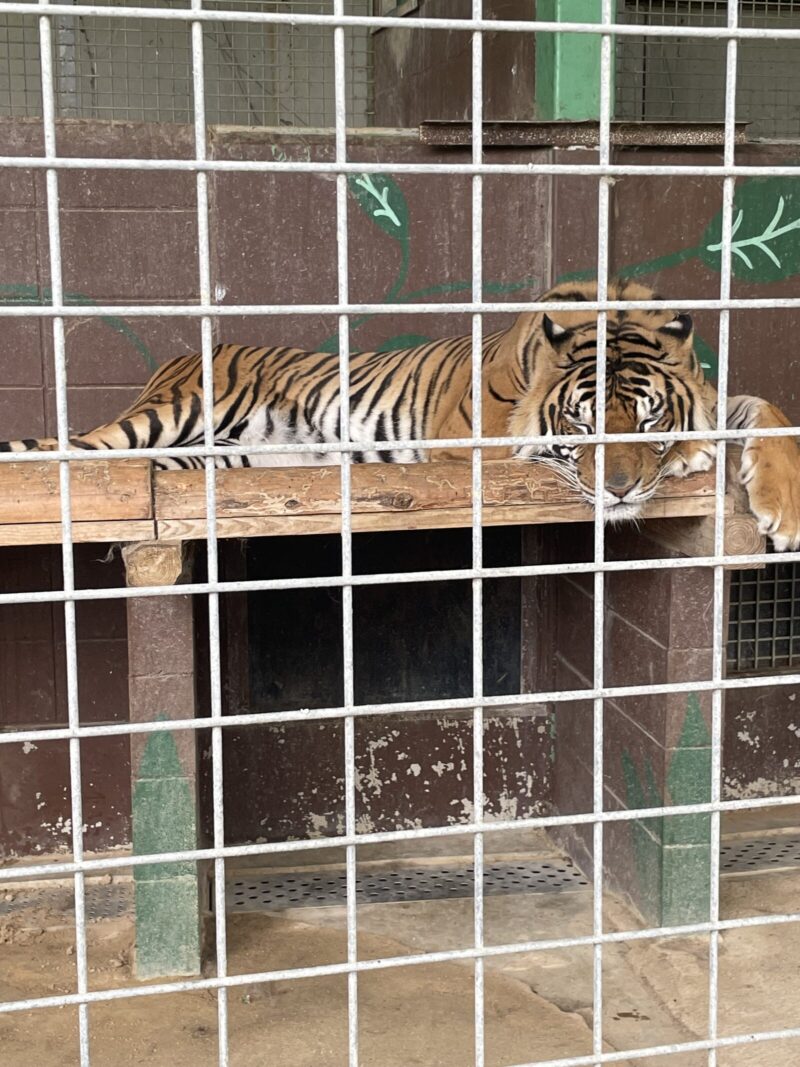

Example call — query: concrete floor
[225,811,800,1066]
[1,812,799,1065]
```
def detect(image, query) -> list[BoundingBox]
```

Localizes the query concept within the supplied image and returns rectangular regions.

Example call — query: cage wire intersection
[0,2,799,1066]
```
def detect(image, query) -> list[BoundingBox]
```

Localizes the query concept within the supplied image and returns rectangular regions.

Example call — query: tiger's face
[507,282,716,523]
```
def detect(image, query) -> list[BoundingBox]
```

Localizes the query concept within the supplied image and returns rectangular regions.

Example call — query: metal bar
[5,156,800,176]
[330,5,359,1062]
[3,789,800,885]
[13,552,800,611]
[2,929,800,1057]
[7,294,800,316]
[190,6,230,1063]
[6,666,800,746]
[707,4,740,1063]
[3,421,800,462]
[591,4,614,1058]
[5,3,800,39]
[470,7,484,1064]
[37,2,91,1062]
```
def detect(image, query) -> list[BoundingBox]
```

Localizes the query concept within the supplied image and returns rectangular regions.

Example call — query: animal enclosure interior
[2,3,800,1067]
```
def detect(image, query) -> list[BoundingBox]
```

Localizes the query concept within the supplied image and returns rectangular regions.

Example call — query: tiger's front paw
[663,440,717,481]
[740,437,800,551]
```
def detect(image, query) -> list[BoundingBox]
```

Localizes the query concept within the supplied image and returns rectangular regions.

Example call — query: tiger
[2,280,799,550]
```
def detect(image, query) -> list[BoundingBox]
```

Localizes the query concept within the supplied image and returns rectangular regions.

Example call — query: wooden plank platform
[0,459,155,545]
[0,458,725,547]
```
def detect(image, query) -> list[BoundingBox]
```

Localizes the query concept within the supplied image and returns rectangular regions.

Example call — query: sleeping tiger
[2,280,799,550]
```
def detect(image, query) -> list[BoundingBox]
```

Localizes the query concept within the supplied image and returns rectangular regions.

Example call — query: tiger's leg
[728,395,800,551]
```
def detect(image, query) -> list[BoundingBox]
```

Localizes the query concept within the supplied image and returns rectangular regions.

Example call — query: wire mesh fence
[0,2,798,1067]
[0,0,373,125]
[616,0,800,139]
[728,560,800,673]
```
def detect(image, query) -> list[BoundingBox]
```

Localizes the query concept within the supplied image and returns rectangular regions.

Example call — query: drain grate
[720,835,800,873]
[226,836,800,912]
[0,882,132,920]
[226,860,590,912]
[1,836,797,920]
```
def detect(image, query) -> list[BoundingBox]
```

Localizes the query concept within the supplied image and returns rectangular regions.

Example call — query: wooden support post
[123,540,208,979]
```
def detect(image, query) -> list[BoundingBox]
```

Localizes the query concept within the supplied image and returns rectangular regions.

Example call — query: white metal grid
[0,4,798,1067]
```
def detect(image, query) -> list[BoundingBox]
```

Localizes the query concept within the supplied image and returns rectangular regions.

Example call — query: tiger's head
[506,280,716,523]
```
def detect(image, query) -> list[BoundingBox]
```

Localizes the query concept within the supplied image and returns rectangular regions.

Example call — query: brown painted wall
[2,121,800,855]
[373,0,536,127]
[0,545,130,855]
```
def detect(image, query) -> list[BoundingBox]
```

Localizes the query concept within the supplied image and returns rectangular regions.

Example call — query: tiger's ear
[543,314,573,346]
[659,313,693,340]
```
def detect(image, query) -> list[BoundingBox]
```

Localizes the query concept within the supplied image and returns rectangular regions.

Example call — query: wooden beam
[157,493,719,542]
[419,120,749,149]
[0,457,721,545]
[0,519,155,547]
[0,458,152,523]
[155,460,716,524]
[643,513,764,563]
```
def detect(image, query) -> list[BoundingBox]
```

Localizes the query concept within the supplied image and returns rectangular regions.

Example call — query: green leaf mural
[560,174,800,294]
[693,333,719,379]
[349,174,409,244]
[700,178,800,282]
[0,283,156,371]
[11,173,796,373]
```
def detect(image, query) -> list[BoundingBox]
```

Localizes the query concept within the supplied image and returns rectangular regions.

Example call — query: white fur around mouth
[604,502,643,523]
[582,496,644,523]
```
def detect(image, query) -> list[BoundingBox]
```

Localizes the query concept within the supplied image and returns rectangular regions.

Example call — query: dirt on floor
[0,905,619,1067]
[1,864,799,1066]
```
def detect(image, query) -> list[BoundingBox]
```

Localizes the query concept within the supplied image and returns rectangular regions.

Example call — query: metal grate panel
[224,839,800,911]
[727,561,800,673]
[616,0,800,140]
[0,881,132,920]
[3,840,799,922]
[225,860,591,911]
[719,834,800,871]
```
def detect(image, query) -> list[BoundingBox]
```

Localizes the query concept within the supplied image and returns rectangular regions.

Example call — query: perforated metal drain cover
[0,882,132,920]
[720,835,800,873]
[1,836,797,920]
[225,836,800,913]
[226,860,590,912]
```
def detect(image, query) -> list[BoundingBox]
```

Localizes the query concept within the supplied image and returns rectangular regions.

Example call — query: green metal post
[535,0,613,121]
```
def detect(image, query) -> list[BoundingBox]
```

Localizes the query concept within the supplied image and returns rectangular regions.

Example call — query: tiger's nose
[605,470,636,498]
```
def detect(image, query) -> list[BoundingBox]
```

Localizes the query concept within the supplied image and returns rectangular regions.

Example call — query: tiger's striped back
[0,329,522,469]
